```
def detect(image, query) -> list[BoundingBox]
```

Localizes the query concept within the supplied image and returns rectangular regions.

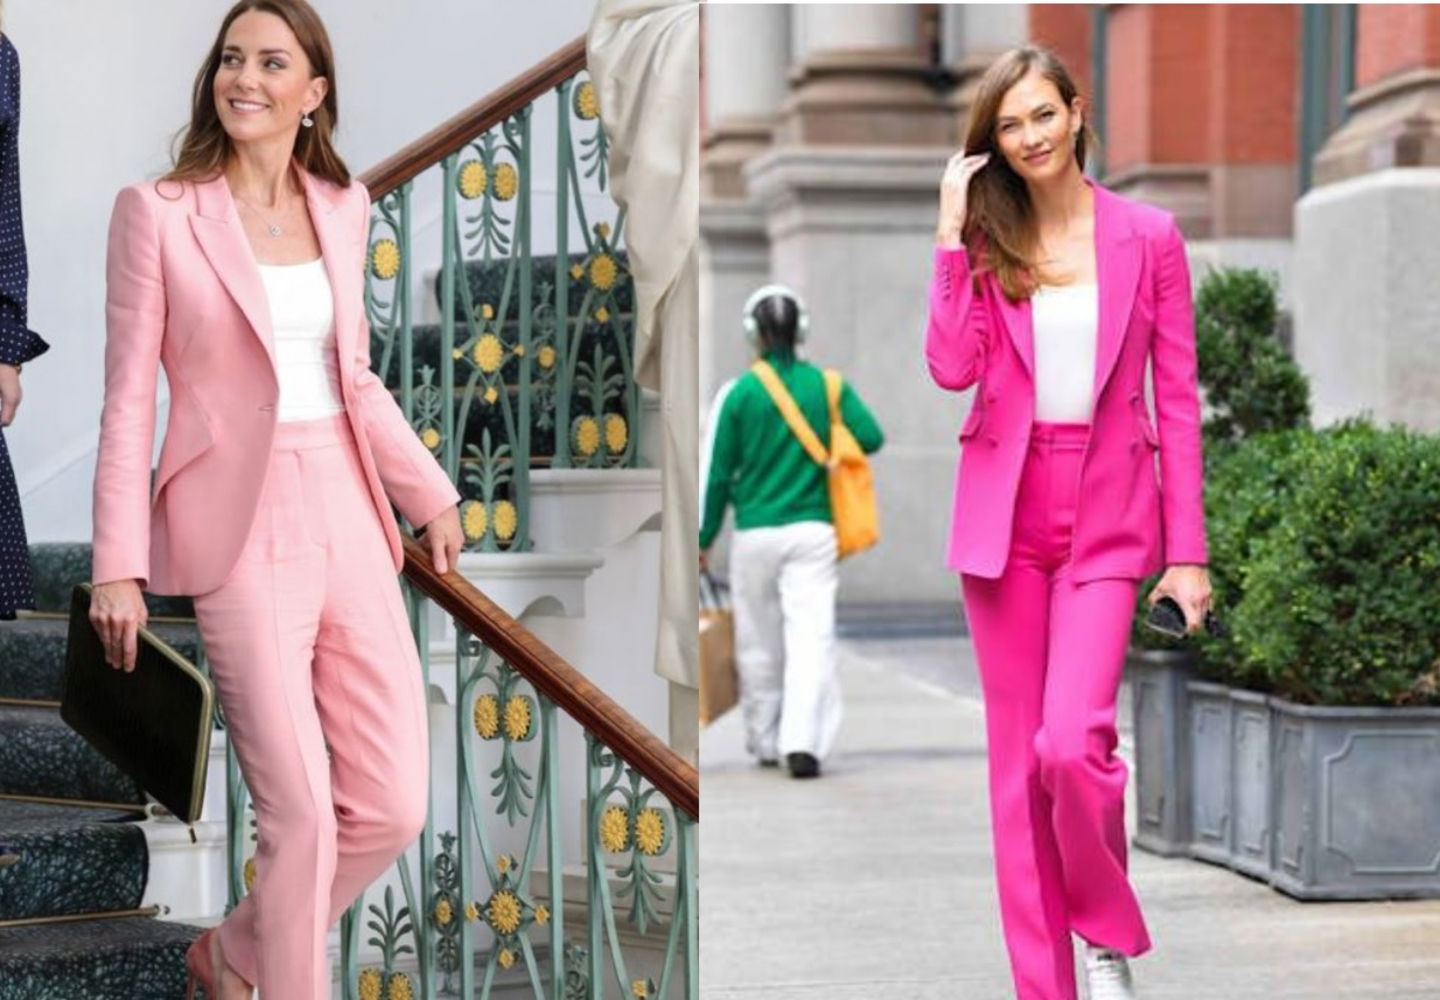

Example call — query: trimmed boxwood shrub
[1230,423,1440,706]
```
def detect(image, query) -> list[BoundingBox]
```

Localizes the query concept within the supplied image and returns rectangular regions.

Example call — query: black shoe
[757,757,779,768]
[786,752,820,779]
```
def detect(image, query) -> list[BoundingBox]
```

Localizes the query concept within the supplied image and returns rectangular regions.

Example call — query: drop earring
[301,110,315,128]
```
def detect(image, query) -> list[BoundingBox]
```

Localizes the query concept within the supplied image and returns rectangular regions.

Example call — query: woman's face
[993,69,1081,183]
[213,9,327,149]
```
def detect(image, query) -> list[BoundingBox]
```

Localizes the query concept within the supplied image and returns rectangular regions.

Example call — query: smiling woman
[88,3,464,999]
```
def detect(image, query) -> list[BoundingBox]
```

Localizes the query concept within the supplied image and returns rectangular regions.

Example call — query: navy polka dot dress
[0,35,50,618]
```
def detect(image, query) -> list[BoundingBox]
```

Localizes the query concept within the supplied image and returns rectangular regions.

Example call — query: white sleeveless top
[256,259,346,422]
[1031,281,1098,423]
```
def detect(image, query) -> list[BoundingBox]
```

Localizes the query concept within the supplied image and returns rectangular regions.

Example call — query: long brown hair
[961,46,1098,301]
[162,0,349,189]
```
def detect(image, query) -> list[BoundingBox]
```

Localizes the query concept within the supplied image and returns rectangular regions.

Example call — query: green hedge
[1229,423,1440,706]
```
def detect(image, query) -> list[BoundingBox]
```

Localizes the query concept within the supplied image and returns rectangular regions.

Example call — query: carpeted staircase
[0,544,208,999]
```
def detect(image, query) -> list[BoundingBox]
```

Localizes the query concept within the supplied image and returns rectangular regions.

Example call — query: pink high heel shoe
[184,928,220,1000]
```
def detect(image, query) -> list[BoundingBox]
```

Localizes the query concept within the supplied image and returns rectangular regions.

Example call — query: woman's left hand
[422,506,464,575]
[1148,564,1213,634]
[0,364,23,427]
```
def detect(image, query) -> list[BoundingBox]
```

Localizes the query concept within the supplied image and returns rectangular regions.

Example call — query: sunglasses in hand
[1145,595,1226,639]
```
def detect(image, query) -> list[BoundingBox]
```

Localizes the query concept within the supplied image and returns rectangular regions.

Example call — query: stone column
[1295,6,1440,430]
[942,4,1030,142]
[779,4,951,146]
[700,4,789,425]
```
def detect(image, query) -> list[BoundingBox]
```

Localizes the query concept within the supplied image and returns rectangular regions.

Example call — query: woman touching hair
[925,45,1211,1000]
[88,3,462,997]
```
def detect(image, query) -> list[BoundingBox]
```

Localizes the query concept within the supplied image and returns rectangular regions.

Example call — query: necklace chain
[233,193,293,238]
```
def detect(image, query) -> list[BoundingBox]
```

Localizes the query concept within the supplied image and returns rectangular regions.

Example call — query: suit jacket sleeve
[924,246,990,392]
[1151,216,1209,566]
[92,186,164,588]
[348,183,460,528]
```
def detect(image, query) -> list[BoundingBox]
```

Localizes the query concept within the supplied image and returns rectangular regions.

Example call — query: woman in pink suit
[925,47,1212,1000]
[87,2,462,997]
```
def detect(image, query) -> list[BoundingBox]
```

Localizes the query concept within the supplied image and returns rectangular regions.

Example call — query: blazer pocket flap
[959,404,985,440]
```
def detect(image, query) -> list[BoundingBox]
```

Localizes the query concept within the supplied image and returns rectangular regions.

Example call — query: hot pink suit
[92,167,459,998]
[925,178,1207,999]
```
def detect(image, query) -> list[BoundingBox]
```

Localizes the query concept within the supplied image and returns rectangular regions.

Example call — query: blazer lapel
[1091,180,1142,402]
[188,175,275,369]
[996,281,1035,379]
[300,168,359,370]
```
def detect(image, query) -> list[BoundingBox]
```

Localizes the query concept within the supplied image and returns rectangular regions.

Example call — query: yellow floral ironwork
[388,971,414,1000]
[534,904,550,925]
[604,414,628,454]
[589,253,618,291]
[574,80,600,120]
[538,345,556,370]
[594,306,610,324]
[486,889,523,935]
[458,160,488,200]
[484,386,500,405]
[493,500,518,542]
[634,808,667,856]
[503,695,533,741]
[461,500,489,542]
[243,856,256,892]
[599,804,630,853]
[473,693,500,739]
[496,853,512,875]
[357,967,382,1000]
[370,239,401,281]
[574,416,601,457]
[498,947,516,969]
[473,334,505,374]
[434,897,453,926]
[632,980,651,998]
[420,426,441,452]
[493,163,519,202]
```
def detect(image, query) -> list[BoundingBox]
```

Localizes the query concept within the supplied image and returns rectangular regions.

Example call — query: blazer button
[986,392,997,404]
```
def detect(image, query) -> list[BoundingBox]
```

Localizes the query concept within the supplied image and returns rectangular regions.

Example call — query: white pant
[731,521,842,761]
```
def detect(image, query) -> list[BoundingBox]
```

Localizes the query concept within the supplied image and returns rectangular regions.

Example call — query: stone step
[0,800,148,922]
[0,618,201,703]
[0,913,200,1000]
[0,705,144,806]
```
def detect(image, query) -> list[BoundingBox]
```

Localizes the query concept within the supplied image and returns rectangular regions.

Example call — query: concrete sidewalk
[700,635,1440,999]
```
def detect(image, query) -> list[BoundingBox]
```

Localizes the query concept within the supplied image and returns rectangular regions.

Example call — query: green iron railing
[219,39,696,1000]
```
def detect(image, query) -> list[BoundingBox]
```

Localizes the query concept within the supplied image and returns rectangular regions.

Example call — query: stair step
[0,913,199,1000]
[0,618,201,702]
[0,705,144,806]
[28,544,195,620]
[0,800,148,922]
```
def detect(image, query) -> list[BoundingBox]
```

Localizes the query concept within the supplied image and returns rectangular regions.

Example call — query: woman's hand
[89,580,148,672]
[0,364,23,427]
[423,506,464,575]
[937,150,991,248]
[1147,564,1213,634]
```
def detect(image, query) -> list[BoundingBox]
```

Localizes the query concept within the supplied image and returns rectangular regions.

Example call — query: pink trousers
[961,422,1148,1000]
[193,414,429,1000]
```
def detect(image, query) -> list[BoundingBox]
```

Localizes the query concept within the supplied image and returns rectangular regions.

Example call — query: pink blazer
[92,167,460,596]
[924,178,1208,582]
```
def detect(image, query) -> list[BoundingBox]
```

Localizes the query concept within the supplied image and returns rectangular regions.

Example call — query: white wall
[6,0,598,541]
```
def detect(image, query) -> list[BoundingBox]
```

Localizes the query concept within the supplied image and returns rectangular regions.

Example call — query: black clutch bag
[60,583,214,825]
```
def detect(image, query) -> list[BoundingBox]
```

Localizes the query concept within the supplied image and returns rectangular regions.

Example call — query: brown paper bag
[699,605,738,725]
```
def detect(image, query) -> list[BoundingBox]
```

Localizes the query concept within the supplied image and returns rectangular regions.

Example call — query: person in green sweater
[699,284,884,778]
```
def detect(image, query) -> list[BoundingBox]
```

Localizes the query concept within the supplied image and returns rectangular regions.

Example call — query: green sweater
[700,353,884,550]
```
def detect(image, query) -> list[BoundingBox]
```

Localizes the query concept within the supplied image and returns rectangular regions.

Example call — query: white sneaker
[1084,945,1135,1000]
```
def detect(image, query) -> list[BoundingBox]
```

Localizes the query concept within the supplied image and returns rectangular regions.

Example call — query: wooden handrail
[358,37,587,200]
[401,535,699,822]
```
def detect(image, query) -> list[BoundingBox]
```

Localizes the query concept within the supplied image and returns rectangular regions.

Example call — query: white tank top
[1031,281,1098,423]
[256,259,346,422]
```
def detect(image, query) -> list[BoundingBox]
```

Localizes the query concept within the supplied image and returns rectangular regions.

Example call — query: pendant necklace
[234,194,286,237]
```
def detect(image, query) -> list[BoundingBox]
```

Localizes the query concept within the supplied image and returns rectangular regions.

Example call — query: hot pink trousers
[193,414,429,1000]
[961,422,1149,1000]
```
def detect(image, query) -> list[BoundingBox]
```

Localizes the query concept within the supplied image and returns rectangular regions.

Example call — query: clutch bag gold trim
[60,583,214,825]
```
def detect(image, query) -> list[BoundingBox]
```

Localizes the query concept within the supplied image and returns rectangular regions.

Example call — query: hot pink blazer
[924,178,1208,582]
[92,167,460,596]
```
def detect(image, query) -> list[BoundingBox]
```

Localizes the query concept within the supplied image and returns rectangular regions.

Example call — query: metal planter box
[1128,648,1196,856]
[1269,698,1440,900]
[1185,681,1234,866]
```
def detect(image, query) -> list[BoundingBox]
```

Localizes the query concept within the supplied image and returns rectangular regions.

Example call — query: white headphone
[742,283,810,347]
